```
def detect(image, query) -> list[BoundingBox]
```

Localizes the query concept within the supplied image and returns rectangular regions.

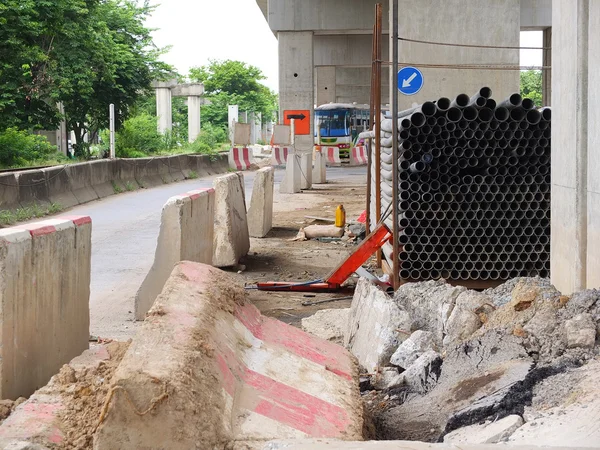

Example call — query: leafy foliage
[187,123,228,156]
[0,128,58,167]
[189,60,277,129]
[520,70,543,107]
[0,0,172,158]
[114,114,167,157]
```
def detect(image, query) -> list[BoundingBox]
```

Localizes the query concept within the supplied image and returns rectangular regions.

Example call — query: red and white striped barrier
[271,146,290,166]
[324,146,341,167]
[93,262,363,448]
[228,146,255,171]
[349,145,368,166]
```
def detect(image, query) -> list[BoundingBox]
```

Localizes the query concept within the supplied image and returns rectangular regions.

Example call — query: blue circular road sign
[397,66,424,96]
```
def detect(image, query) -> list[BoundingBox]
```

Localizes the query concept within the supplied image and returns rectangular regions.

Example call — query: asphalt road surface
[62,166,365,339]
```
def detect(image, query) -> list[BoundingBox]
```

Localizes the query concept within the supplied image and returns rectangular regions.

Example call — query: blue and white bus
[315,103,370,159]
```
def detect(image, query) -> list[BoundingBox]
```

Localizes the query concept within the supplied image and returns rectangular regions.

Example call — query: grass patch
[0,203,63,226]
[187,170,198,179]
[112,181,123,194]
[125,181,136,191]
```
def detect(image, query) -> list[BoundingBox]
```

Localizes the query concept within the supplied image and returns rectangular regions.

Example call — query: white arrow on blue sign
[397,66,424,96]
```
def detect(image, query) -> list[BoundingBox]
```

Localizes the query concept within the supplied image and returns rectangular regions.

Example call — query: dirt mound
[52,341,130,449]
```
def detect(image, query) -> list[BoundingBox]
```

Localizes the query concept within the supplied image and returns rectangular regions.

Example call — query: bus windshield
[315,109,350,137]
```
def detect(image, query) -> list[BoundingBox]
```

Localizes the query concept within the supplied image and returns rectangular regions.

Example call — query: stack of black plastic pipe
[378,87,551,282]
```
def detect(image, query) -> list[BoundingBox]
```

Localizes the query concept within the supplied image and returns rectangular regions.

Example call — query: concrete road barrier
[66,163,99,204]
[89,159,118,198]
[350,145,368,166]
[325,147,341,167]
[228,146,255,170]
[16,169,50,206]
[44,165,78,208]
[0,216,91,400]
[313,149,327,184]
[95,262,363,449]
[248,167,274,238]
[280,153,302,194]
[300,152,313,189]
[212,172,250,267]
[166,155,187,182]
[135,188,215,320]
[271,146,290,166]
[0,173,21,211]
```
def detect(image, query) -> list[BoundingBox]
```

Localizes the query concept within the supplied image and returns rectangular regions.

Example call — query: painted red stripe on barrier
[59,215,92,226]
[234,303,354,381]
[215,350,351,438]
[185,188,214,200]
[14,223,58,237]
[233,148,243,170]
[243,148,252,168]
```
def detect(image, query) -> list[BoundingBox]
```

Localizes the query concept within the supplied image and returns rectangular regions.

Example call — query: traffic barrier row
[228,146,256,170]
[0,154,229,212]
[350,145,368,166]
[271,146,290,166]
[0,216,91,399]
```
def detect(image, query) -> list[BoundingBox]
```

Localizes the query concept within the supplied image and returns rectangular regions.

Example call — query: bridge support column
[188,95,201,143]
[278,31,314,152]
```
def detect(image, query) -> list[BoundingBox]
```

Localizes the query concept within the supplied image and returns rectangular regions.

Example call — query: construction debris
[312,275,600,444]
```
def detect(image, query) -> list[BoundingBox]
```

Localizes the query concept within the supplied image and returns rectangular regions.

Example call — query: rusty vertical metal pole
[391,0,400,290]
[375,3,383,266]
[367,22,376,234]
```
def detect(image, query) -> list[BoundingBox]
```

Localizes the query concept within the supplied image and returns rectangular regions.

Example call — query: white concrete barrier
[271,146,290,166]
[213,172,250,267]
[300,152,313,189]
[0,216,91,399]
[280,153,302,194]
[313,149,327,184]
[350,145,368,166]
[135,188,215,320]
[94,262,363,449]
[325,146,341,167]
[228,146,255,170]
[248,167,275,238]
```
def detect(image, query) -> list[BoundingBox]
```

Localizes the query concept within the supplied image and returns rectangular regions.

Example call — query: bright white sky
[144,0,543,94]
[145,0,279,91]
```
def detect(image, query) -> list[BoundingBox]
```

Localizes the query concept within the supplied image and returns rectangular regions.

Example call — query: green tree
[0,0,171,157]
[520,70,543,107]
[189,60,277,129]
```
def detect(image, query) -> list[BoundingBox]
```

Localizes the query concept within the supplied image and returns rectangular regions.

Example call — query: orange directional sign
[283,109,310,135]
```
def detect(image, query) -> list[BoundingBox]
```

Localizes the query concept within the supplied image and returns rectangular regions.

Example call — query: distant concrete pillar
[56,103,68,155]
[188,96,201,143]
[266,120,273,143]
[316,66,336,105]
[278,31,314,152]
[228,105,239,144]
[551,0,600,293]
[153,81,177,134]
[249,112,257,144]
[255,112,262,144]
[542,27,552,106]
[240,111,248,123]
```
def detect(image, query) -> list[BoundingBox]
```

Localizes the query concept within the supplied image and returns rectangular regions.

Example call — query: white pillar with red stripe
[324,146,341,167]
[228,146,255,171]
[271,146,290,166]
[349,145,368,166]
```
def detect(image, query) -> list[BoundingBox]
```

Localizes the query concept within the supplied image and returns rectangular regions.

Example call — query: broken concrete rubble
[345,278,412,372]
[564,313,596,348]
[393,280,466,347]
[443,291,494,346]
[389,330,435,369]
[443,414,524,444]
[401,350,442,394]
[301,308,349,344]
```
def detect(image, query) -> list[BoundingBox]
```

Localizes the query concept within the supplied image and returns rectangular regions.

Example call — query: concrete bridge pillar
[316,66,336,105]
[153,80,177,134]
[278,31,314,152]
[188,95,201,143]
